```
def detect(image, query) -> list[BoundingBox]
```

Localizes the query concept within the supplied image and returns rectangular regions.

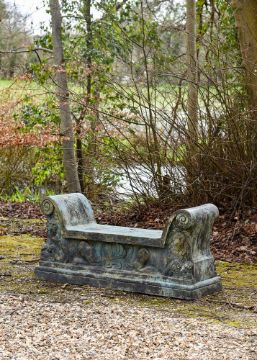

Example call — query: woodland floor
[0,201,257,359]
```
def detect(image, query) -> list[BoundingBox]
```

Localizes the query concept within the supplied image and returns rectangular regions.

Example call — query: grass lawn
[0,78,52,105]
[0,79,14,88]
[0,78,40,89]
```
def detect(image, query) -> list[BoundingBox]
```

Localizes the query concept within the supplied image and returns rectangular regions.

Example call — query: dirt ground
[0,217,257,359]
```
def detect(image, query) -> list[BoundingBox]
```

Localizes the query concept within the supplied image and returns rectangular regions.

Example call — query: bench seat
[65,224,163,247]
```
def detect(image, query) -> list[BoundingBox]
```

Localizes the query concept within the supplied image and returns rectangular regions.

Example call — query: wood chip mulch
[0,294,256,360]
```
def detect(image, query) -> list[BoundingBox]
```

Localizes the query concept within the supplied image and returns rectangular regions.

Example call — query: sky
[6,0,183,35]
[6,0,50,34]
[6,0,102,35]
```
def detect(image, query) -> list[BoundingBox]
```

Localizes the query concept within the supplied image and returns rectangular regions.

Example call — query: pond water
[114,165,186,199]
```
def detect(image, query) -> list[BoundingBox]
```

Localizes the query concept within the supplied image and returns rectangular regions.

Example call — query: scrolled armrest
[162,203,219,260]
[41,193,96,229]
[174,203,219,230]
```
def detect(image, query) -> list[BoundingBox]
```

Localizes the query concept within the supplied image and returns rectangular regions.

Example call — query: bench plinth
[35,193,222,299]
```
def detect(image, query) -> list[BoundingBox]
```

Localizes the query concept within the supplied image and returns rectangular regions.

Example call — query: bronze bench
[35,193,221,299]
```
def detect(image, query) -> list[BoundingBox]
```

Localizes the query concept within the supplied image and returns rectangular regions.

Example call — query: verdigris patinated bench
[35,193,222,299]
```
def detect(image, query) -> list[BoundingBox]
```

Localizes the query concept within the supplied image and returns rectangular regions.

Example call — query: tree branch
[0,47,53,54]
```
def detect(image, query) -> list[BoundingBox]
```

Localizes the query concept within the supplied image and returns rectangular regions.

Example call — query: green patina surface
[0,231,256,329]
[37,194,221,299]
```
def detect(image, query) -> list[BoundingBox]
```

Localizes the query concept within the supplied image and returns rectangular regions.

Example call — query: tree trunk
[232,0,257,112]
[49,0,81,193]
[81,0,97,197]
[75,0,94,194]
[186,0,198,141]
[83,0,93,97]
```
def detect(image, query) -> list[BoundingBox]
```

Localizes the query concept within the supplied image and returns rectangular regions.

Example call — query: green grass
[0,79,13,88]
[0,78,41,89]
[0,79,52,104]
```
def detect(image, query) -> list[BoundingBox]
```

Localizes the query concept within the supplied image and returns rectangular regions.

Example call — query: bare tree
[49,0,81,192]
[186,0,198,141]
[0,2,32,78]
[232,0,257,114]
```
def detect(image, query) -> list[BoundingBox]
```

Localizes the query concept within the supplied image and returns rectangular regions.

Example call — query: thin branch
[0,47,53,54]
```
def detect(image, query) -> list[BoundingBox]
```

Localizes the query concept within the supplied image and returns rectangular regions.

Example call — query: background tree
[0,1,33,78]
[232,0,257,114]
[186,0,198,142]
[49,0,81,193]
[1,0,257,212]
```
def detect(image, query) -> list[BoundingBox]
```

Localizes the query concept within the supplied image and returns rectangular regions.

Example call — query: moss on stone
[0,233,256,329]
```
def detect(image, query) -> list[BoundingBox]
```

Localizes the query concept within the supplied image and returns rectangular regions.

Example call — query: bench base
[35,263,222,300]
